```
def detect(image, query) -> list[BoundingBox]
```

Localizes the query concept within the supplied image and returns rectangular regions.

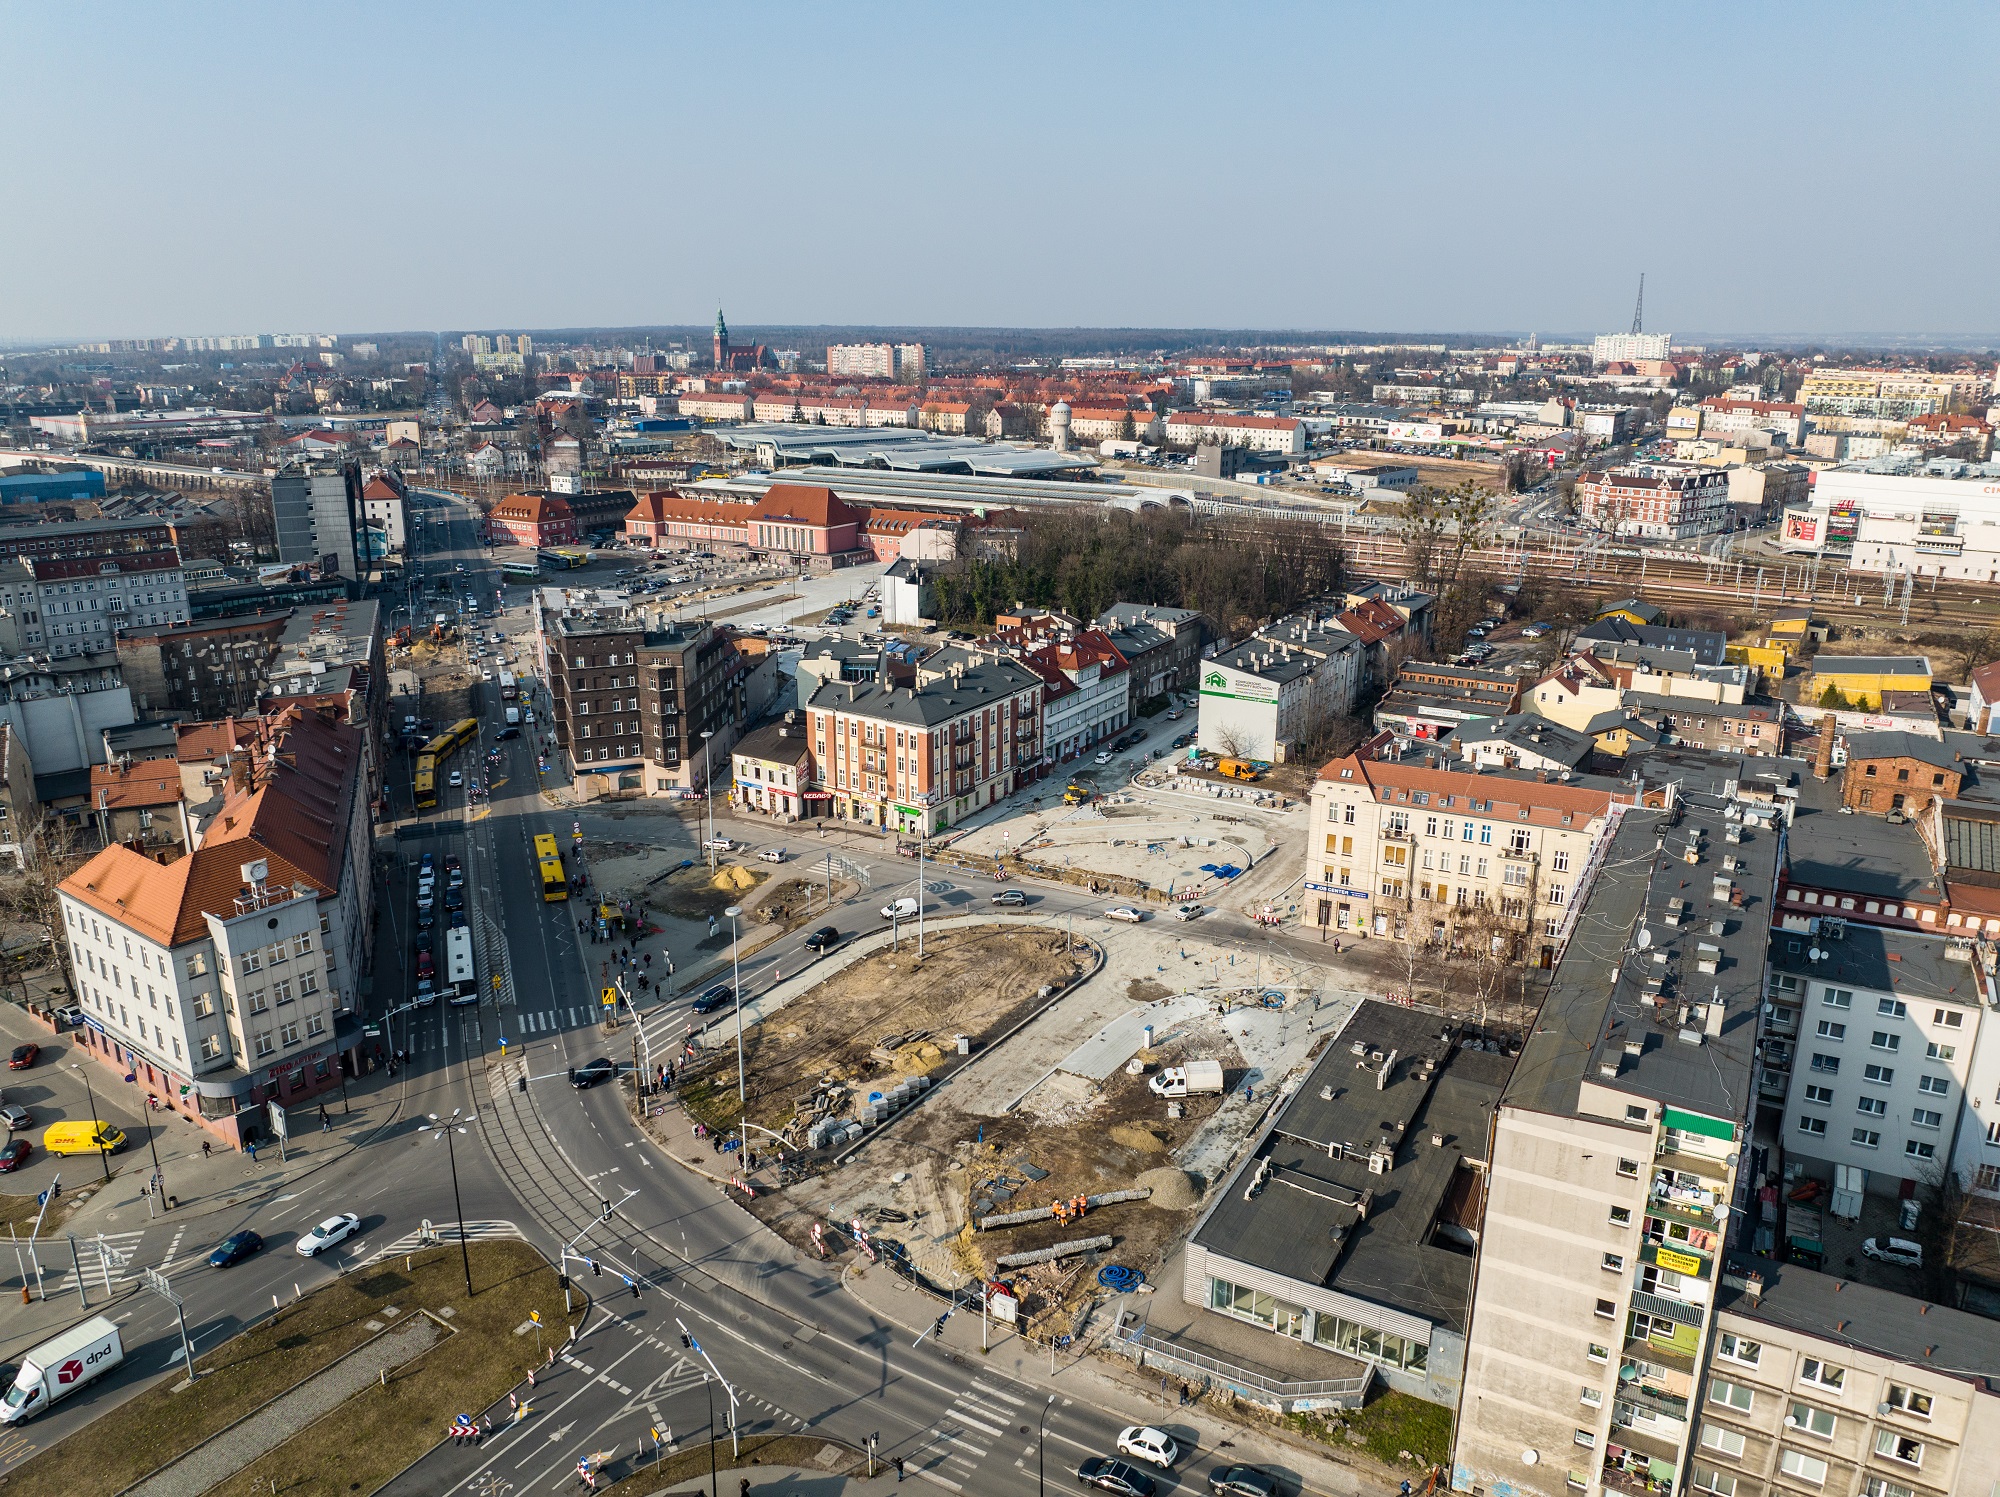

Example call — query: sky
[5,1,1998,343]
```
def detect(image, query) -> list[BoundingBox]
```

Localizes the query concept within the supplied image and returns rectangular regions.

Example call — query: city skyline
[4,1,1997,341]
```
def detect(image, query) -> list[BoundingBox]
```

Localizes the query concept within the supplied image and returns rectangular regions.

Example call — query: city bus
[498,669,518,702]
[533,832,568,902]
[446,926,477,1004]
[500,559,541,584]
[422,718,479,767]
[413,753,439,811]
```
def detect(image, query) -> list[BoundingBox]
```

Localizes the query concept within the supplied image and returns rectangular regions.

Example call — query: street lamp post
[70,1064,111,1183]
[725,905,744,1106]
[701,729,716,868]
[426,1108,476,1298]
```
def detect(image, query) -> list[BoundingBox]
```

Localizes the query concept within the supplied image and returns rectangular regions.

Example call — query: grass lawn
[1291,1388,1453,1469]
[6,1239,576,1497]
[596,1433,865,1495]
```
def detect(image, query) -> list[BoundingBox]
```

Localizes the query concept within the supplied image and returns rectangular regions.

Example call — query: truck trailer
[1,1315,124,1423]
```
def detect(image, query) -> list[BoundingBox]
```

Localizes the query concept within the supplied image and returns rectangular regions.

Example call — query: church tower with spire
[712,309,730,371]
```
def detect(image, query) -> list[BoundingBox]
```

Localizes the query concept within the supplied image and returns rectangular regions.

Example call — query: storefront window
[1208,1276,1276,1327]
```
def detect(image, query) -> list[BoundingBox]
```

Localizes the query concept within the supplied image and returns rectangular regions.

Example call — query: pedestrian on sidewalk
[895,1456,905,1482]
[201,1139,212,1160]
[246,1140,258,1163]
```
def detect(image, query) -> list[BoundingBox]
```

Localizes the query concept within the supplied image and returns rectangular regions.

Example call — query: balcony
[1615,1376,1689,1424]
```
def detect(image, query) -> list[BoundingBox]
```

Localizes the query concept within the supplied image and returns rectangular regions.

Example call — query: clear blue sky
[6,1,1996,342]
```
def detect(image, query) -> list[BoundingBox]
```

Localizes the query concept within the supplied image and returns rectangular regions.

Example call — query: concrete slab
[1058,993,1213,1082]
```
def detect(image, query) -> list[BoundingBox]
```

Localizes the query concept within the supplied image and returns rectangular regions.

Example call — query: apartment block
[0,550,189,659]
[542,606,746,797]
[1687,1264,2000,1497]
[805,648,1044,835]
[1199,613,1363,763]
[1307,737,1644,954]
[1452,757,1781,1497]
[1766,925,1983,1195]
[56,706,373,1146]
[1576,463,1733,540]
[271,462,366,581]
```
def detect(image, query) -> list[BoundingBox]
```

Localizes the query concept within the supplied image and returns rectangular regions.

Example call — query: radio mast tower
[1630,273,1646,335]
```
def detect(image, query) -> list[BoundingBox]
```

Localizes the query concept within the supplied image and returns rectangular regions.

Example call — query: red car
[416,951,436,979]
[0,1138,30,1172]
[8,1043,38,1070]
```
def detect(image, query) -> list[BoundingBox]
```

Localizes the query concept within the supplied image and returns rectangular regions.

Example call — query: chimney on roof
[1813,711,1838,780]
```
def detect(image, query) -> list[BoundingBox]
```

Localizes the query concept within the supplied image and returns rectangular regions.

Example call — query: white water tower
[1050,400,1072,452]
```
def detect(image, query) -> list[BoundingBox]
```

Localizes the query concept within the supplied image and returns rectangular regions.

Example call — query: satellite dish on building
[1636,927,1653,950]
[1809,947,1824,963]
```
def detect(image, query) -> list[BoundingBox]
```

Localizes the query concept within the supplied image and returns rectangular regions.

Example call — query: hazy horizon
[5,2,1996,342]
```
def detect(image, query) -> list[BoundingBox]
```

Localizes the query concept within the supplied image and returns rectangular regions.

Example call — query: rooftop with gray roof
[1504,751,1779,1124]
[804,648,1042,726]
[1718,1257,2000,1384]
[1193,1000,1513,1334]
[1784,762,1943,903]
[1766,919,1983,1008]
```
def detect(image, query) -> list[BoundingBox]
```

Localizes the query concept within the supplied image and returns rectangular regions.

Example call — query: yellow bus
[533,832,568,902]
[423,718,479,765]
[414,753,439,811]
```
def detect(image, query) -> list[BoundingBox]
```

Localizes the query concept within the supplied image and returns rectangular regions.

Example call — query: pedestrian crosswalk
[364,1220,525,1262]
[908,1376,1028,1491]
[515,1006,589,1034]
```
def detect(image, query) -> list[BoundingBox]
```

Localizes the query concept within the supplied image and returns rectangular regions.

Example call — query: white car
[1115,1426,1179,1469]
[1862,1236,1923,1268]
[1171,905,1205,922]
[297,1213,361,1257]
[1104,906,1144,923]
[1094,751,1114,765]
[702,837,734,852]
[448,770,464,787]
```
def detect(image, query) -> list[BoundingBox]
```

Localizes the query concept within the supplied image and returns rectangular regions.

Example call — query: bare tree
[0,809,90,987]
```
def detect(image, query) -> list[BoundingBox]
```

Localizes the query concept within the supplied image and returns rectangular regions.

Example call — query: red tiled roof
[361,476,401,500]
[67,707,362,946]
[491,492,574,522]
[750,485,856,528]
[1317,750,1633,827]
[90,758,183,811]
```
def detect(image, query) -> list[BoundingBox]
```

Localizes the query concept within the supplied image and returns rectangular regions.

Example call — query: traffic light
[600,1197,612,1222]
[679,1333,692,1350]
[631,1281,641,1300]
[558,1273,570,1291]
[590,1258,601,1277]
[517,1075,527,1094]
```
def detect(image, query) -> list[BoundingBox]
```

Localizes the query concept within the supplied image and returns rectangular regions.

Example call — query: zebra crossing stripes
[363,1220,524,1263]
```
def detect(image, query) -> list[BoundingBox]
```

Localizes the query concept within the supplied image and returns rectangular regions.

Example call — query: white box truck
[504,706,521,726]
[1148,1060,1224,1098]
[1,1315,124,1423]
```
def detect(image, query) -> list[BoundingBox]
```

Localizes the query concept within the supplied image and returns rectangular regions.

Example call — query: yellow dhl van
[1217,758,1261,781]
[42,1120,127,1157]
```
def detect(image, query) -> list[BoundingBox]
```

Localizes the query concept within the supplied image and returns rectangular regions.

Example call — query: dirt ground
[641,857,769,921]
[763,992,1250,1343]
[676,926,1086,1141]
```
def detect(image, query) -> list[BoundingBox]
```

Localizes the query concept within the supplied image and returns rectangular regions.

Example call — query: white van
[880,897,919,921]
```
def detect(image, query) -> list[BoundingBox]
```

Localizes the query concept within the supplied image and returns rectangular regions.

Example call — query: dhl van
[42,1120,127,1158]
[1217,759,1261,781]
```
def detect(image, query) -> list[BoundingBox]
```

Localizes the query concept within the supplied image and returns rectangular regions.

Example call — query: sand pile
[712,864,758,893]
[1135,1166,1201,1210]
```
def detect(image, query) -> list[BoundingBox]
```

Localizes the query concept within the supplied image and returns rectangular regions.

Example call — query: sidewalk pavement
[836,1257,1377,1497]
[56,1073,405,1239]
[648,1465,908,1495]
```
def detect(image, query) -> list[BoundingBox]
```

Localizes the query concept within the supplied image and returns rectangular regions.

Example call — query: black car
[209,1230,265,1268]
[690,984,734,1014]
[569,1058,617,1089]
[1209,1466,1281,1497]
[803,926,841,952]
[1077,1458,1155,1497]
[497,727,521,741]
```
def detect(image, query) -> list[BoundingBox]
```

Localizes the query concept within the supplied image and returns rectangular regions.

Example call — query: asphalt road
[3,498,1352,1496]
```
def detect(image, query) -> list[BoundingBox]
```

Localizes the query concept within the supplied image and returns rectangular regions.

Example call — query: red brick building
[1574,462,1731,539]
[486,491,576,547]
